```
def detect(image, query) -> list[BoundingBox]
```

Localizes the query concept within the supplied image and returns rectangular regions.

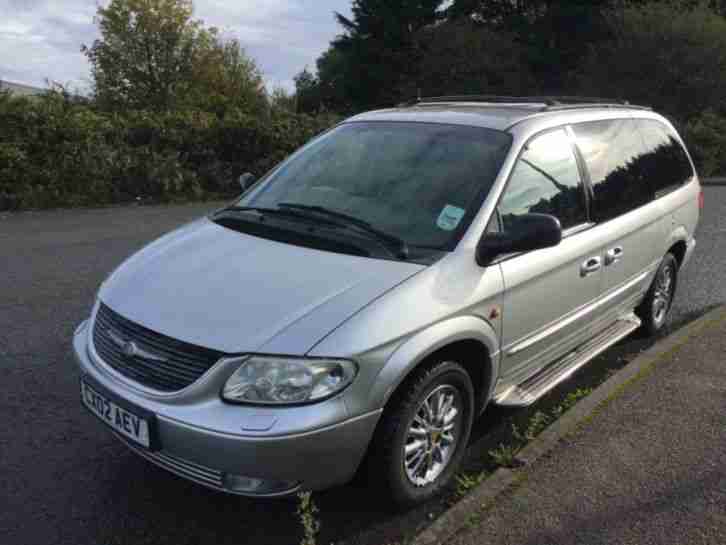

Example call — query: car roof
[345,98,654,133]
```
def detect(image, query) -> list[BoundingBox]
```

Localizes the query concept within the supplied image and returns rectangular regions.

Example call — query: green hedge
[682,110,726,178]
[1,87,724,212]
[0,91,339,211]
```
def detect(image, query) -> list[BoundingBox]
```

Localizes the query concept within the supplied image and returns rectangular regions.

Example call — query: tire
[368,359,475,508]
[637,253,678,336]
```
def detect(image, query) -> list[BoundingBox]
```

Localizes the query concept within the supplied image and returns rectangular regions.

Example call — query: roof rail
[544,102,653,112]
[399,95,652,111]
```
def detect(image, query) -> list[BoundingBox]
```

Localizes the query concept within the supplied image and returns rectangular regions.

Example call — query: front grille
[117,435,225,490]
[93,303,226,392]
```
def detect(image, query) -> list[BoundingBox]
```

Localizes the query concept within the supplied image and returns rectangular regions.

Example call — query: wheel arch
[664,226,689,268]
[667,239,688,269]
[369,315,500,415]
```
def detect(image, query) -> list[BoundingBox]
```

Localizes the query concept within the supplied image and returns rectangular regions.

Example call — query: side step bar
[494,313,642,407]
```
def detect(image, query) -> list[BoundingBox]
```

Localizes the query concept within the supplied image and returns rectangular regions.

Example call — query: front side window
[238,122,512,254]
[635,119,694,196]
[499,129,587,231]
[572,119,654,222]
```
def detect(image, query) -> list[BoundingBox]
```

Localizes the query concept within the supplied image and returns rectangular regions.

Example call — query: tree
[82,0,265,115]
[189,35,266,116]
[447,0,614,92]
[268,85,297,112]
[573,2,726,123]
[683,110,726,176]
[293,68,321,114]
[316,0,446,112]
[314,47,356,113]
[402,20,537,98]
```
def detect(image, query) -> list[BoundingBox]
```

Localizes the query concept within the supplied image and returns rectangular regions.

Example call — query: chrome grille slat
[92,332,190,390]
[155,452,222,479]
[93,306,220,361]
[93,334,201,381]
[118,435,224,488]
[92,335,206,391]
[94,311,214,372]
[94,342,197,389]
[100,316,218,361]
[93,303,226,392]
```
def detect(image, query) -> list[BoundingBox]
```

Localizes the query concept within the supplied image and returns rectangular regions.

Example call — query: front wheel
[637,253,678,336]
[369,360,474,508]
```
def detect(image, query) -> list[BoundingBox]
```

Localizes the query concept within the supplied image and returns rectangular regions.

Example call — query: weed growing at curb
[489,443,519,468]
[514,411,551,442]
[552,388,594,419]
[455,471,489,497]
[296,491,321,545]
[487,387,595,469]
[464,511,484,529]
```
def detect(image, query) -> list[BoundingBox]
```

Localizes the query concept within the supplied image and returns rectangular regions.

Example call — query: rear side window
[635,119,694,197]
[572,119,653,223]
[499,129,587,231]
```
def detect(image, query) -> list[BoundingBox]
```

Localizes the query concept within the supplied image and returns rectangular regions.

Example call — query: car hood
[98,217,424,355]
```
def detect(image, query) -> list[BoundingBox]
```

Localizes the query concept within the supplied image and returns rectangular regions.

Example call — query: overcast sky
[0,0,351,92]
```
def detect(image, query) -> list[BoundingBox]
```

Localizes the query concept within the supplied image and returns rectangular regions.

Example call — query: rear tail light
[699,189,704,210]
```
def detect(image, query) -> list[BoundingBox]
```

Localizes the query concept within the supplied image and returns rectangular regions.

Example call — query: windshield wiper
[278,203,409,259]
[218,205,338,224]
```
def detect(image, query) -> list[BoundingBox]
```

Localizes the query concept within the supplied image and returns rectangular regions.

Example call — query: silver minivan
[73,97,701,506]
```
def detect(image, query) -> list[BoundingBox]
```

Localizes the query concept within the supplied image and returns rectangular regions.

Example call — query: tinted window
[635,119,694,196]
[573,119,653,222]
[499,129,587,231]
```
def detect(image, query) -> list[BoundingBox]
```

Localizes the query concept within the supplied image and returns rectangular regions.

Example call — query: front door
[496,128,602,381]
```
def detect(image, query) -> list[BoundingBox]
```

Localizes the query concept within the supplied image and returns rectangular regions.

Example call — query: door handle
[581,256,602,277]
[605,246,624,266]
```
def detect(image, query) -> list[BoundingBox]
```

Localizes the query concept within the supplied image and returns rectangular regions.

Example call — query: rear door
[497,128,602,381]
[570,118,665,319]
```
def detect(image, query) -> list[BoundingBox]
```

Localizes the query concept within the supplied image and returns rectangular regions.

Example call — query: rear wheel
[637,253,678,336]
[369,359,474,508]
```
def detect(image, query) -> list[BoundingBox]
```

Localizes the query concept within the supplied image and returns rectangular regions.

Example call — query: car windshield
[236,121,512,254]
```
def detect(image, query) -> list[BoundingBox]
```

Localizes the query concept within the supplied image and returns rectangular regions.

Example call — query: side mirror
[476,213,562,265]
[239,172,256,191]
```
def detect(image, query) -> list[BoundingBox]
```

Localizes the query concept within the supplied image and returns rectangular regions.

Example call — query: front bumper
[73,322,381,496]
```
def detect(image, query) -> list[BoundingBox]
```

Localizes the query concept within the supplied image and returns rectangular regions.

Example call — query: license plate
[81,380,151,448]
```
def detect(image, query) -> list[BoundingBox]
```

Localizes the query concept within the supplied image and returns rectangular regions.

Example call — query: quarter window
[499,129,587,231]
[635,119,694,196]
[572,119,653,223]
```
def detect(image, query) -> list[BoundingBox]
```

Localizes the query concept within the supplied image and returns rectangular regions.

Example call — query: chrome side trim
[505,270,650,356]
[496,313,641,406]
[562,222,595,238]
[492,289,643,398]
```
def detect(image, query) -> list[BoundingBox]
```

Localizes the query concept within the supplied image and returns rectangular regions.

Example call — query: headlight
[222,356,358,405]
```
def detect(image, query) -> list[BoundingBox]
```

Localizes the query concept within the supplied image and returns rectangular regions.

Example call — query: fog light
[223,473,300,496]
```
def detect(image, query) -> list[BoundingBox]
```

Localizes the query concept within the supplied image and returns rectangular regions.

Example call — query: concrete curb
[412,305,726,545]
[702,177,726,186]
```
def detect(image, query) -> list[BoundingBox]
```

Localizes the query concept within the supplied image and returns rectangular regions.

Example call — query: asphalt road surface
[2,188,724,545]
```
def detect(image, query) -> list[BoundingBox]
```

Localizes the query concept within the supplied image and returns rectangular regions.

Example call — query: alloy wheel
[652,263,675,327]
[403,384,462,487]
